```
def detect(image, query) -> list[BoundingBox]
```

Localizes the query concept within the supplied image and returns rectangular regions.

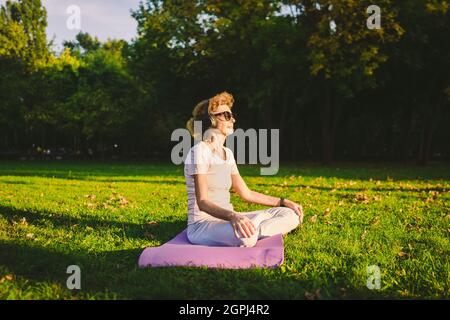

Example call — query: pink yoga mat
[138,229,284,269]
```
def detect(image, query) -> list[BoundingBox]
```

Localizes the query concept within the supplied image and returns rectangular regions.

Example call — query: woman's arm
[231,173,280,206]
[231,173,304,223]
[194,174,256,237]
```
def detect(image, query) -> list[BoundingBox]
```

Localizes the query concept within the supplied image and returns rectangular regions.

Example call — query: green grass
[0,160,449,299]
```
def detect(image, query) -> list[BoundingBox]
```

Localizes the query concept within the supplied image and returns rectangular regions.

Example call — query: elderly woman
[185,91,303,247]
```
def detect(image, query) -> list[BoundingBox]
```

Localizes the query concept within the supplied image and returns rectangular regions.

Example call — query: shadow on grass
[0,160,183,180]
[1,160,449,181]
[0,205,185,243]
[253,182,449,193]
[0,239,395,300]
[0,178,185,185]
[261,163,450,180]
[1,206,396,299]
[0,206,402,299]
[0,180,34,185]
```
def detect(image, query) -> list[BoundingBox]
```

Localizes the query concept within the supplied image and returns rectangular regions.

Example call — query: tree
[0,0,49,68]
[62,35,142,158]
[389,0,450,165]
[0,0,50,149]
[292,0,404,164]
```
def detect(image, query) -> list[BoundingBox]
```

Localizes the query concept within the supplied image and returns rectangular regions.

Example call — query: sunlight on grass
[0,161,449,299]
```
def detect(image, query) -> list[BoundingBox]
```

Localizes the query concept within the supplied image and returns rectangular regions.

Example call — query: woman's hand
[283,199,304,224]
[230,213,256,238]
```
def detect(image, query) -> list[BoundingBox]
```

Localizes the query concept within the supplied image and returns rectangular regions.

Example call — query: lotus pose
[185,91,303,247]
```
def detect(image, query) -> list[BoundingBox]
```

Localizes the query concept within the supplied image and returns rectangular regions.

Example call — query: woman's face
[211,104,235,136]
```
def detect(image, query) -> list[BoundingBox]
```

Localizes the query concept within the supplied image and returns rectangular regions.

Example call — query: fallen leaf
[323,208,331,217]
[0,274,14,283]
[119,195,129,207]
[147,221,158,225]
[361,230,368,240]
[397,251,408,258]
[144,232,155,240]
[304,291,315,300]
[26,233,34,239]
[372,216,380,225]
[304,288,321,300]
[355,193,370,204]
[429,191,439,198]
[309,215,317,223]
[20,217,28,226]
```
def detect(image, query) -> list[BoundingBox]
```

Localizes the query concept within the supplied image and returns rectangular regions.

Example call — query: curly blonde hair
[186,91,234,137]
[208,91,234,113]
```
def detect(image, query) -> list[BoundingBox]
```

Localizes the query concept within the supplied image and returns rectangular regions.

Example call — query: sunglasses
[210,111,236,121]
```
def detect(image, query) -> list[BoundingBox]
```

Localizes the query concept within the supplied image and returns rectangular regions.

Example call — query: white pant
[187,207,300,247]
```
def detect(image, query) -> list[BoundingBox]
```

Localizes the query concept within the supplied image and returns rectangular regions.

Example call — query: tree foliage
[0,0,448,163]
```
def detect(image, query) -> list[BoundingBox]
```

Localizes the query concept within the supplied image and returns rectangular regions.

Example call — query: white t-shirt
[184,141,239,225]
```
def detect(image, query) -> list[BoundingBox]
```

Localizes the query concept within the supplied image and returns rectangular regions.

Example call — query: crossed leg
[187,207,300,247]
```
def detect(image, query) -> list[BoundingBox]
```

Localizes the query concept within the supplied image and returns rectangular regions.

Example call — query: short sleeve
[185,142,210,175]
[227,148,239,175]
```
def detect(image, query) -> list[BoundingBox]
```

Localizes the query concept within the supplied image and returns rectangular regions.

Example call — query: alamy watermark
[66,5,81,30]
[366,265,381,290]
[66,265,81,290]
[367,5,381,30]
[171,121,279,175]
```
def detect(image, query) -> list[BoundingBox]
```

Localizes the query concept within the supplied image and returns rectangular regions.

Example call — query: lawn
[0,160,448,299]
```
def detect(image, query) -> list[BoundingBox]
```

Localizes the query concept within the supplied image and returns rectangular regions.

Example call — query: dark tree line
[0,0,449,164]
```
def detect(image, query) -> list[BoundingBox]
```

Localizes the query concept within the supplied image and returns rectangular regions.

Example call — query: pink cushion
[138,229,284,269]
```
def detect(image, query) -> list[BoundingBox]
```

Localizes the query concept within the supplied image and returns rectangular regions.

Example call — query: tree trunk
[319,81,340,165]
[278,88,289,160]
[417,93,445,166]
[41,127,45,149]
[14,129,18,148]
[100,134,105,162]
[400,107,414,162]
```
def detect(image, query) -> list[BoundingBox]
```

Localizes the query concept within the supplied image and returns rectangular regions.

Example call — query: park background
[0,0,449,299]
